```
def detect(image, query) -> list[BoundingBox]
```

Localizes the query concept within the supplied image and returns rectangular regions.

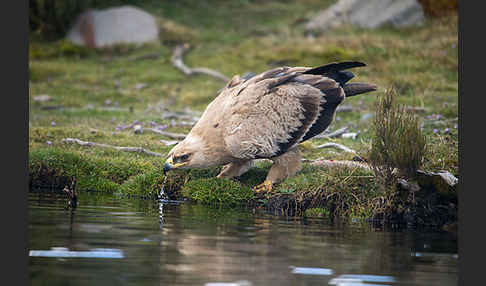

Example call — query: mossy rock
[181,178,255,207]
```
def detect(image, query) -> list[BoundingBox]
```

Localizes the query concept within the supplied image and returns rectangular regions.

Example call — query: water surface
[28,192,458,286]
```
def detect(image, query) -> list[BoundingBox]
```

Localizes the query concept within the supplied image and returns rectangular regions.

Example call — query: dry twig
[311,159,371,171]
[315,142,357,153]
[171,44,230,82]
[144,128,187,140]
[314,126,349,139]
[62,138,163,157]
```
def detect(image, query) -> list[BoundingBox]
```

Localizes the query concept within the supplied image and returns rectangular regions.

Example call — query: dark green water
[28,192,458,286]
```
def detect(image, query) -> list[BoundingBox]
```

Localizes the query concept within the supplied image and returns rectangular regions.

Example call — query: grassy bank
[29,0,458,227]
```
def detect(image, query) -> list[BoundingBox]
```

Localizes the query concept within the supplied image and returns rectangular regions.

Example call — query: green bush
[367,88,427,189]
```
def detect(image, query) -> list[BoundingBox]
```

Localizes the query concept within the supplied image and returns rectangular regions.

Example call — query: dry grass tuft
[368,88,427,189]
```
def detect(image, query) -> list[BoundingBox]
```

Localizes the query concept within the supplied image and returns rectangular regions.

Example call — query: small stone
[342,132,358,140]
[33,95,52,102]
[133,124,143,134]
[135,83,148,90]
[361,113,373,121]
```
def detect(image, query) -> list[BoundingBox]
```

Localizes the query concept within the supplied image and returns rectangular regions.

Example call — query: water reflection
[28,192,458,286]
[290,266,333,275]
[29,247,124,258]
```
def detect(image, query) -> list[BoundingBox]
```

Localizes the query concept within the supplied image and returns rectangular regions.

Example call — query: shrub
[367,88,427,189]
[417,0,458,18]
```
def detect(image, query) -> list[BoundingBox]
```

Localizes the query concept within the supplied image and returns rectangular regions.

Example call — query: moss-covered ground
[29,0,458,228]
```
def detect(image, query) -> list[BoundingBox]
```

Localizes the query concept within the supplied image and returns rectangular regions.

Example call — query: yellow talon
[253,180,273,193]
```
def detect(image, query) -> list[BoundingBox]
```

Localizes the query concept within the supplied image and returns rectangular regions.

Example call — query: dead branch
[311,159,371,171]
[314,126,349,139]
[315,142,357,153]
[144,128,187,140]
[336,105,354,112]
[160,139,179,146]
[171,44,230,82]
[63,176,78,209]
[62,138,163,157]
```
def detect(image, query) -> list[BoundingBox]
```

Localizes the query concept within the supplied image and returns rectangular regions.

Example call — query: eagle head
[163,133,215,174]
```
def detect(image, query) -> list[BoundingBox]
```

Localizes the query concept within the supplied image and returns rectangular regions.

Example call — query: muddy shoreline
[29,170,457,230]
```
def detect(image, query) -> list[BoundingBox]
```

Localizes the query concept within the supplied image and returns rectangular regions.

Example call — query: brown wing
[222,62,373,159]
[222,68,325,159]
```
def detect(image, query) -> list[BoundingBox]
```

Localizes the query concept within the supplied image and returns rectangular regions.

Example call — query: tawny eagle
[163,62,377,192]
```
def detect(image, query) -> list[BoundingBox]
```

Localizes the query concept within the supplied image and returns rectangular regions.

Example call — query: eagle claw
[253,180,273,193]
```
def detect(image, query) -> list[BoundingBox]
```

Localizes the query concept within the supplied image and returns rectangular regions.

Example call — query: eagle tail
[303,61,367,86]
[303,61,366,75]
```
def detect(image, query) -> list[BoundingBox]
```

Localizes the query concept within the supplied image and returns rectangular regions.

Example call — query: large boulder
[67,6,159,48]
[305,0,425,34]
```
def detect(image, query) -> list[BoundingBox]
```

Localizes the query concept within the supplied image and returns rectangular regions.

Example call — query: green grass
[29,1,458,226]
[182,178,255,207]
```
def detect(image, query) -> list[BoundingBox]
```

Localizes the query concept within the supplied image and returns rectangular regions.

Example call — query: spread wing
[222,64,348,159]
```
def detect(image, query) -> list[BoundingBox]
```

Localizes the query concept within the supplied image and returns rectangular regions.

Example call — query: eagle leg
[253,146,302,193]
[217,160,253,179]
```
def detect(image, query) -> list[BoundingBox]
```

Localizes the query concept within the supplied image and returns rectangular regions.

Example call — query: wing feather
[221,62,372,159]
[223,71,325,159]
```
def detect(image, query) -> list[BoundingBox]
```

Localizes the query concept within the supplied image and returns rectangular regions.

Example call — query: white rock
[342,132,358,140]
[67,6,159,48]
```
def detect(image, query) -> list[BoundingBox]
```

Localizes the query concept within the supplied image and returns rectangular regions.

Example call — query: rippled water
[28,192,458,286]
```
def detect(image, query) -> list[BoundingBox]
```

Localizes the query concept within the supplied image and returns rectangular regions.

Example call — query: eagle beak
[163,162,172,175]
[163,156,187,175]
[163,156,175,175]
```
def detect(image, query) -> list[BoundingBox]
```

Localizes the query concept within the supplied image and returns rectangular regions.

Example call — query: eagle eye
[180,154,190,161]
[174,153,190,163]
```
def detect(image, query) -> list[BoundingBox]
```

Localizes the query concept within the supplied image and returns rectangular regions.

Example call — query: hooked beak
[163,161,172,175]
[163,156,187,175]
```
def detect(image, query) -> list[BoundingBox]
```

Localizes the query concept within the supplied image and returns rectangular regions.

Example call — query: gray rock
[305,0,425,33]
[67,6,159,48]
